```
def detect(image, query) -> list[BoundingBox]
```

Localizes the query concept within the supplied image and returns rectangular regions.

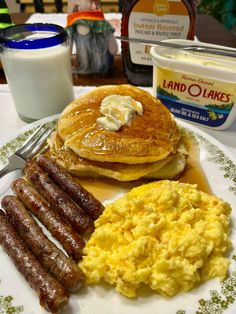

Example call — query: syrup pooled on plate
[179,132,211,194]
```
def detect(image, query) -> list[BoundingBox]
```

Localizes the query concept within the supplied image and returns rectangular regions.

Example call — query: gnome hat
[67,0,114,33]
[0,0,13,29]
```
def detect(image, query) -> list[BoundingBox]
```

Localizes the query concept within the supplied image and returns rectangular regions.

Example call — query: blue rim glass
[0,23,68,49]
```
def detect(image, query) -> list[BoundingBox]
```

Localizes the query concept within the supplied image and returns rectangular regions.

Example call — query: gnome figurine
[67,0,118,74]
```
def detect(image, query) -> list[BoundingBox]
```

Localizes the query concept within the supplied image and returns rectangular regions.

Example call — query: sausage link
[37,155,104,220]
[2,195,85,293]
[0,209,69,313]
[12,178,85,262]
[24,160,94,235]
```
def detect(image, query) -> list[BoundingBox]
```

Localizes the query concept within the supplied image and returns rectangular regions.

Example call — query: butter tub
[150,39,236,130]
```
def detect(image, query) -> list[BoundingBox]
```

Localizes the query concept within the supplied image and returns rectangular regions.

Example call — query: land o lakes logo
[162,79,232,103]
[153,0,169,16]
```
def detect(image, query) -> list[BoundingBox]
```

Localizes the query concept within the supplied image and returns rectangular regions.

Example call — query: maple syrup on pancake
[75,133,211,203]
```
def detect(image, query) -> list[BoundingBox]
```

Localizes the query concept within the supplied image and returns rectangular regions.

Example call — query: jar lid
[0,23,68,49]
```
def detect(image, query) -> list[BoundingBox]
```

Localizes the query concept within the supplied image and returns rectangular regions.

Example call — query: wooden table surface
[1,13,236,86]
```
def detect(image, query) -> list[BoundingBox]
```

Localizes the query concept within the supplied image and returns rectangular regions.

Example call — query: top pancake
[57,85,180,164]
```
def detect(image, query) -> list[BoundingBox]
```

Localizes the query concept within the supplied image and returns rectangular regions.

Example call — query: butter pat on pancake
[57,85,180,164]
[79,181,232,298]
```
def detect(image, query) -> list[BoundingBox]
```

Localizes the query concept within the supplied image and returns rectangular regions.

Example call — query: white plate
[0,116,236,314]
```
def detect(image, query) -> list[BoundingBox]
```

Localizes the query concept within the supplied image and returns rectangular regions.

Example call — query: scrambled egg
[79,180,232,298]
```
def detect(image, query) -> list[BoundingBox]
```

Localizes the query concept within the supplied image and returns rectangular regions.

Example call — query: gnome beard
[73,27,113,74]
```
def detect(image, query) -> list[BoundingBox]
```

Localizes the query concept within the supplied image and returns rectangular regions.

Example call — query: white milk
[1,44,74,121]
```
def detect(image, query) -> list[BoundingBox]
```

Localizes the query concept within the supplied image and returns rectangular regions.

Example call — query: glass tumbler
[0,23,75,122]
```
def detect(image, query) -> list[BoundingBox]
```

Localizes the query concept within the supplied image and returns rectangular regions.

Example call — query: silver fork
[0,124,54,179]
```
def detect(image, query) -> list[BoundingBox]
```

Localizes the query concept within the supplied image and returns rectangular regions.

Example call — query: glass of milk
[0,23,75,122]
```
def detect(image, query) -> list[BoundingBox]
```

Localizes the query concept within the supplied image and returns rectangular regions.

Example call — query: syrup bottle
[121,0,197,86]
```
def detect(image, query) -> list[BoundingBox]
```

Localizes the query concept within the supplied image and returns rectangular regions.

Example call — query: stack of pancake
[48,85,187,181]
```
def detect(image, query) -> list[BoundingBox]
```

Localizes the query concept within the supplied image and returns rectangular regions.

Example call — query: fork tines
[17,125,53,160]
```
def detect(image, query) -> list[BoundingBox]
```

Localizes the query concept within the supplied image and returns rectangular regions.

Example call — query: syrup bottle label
[129,0,190,65]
